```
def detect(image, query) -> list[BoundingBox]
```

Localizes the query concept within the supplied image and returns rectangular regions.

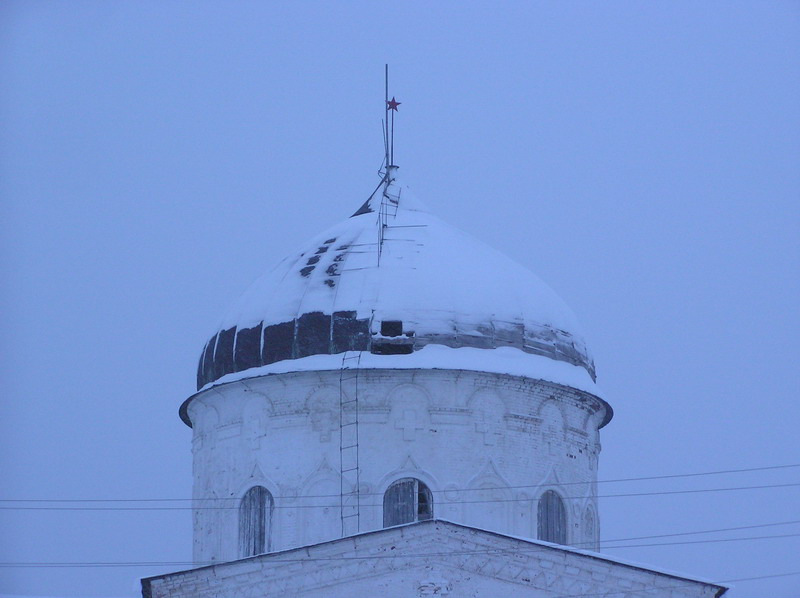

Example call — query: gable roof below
[142,519,726,598]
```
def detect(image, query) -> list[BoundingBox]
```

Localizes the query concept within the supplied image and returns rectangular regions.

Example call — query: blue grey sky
[1,2,798,596]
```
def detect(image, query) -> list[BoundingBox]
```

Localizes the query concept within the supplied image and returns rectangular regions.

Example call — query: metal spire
[384,64,401,171]
[384,64,390,170]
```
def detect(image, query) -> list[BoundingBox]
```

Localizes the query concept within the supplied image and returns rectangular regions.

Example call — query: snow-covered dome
[196,167,598,395]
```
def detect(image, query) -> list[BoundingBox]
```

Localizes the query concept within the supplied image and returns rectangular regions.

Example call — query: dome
[196,167,597,394]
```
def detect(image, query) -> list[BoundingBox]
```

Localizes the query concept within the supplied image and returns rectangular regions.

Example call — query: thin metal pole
[384,64,390,170]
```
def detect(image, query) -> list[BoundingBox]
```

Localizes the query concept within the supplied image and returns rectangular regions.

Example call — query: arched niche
[304,386,339,443]
[466,389,506,447]
[538,400,567,438]
[463,462,512,532]
[241,396,271,449]
[299,471,340,545]
[387,384,432,442]
[583,504,597,550]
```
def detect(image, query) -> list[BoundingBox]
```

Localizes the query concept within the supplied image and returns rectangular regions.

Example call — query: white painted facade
[186,367,608,563]
[151,166,725,596]
[143,520,726,598]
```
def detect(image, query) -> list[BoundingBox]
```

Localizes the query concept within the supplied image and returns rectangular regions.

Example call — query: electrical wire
[1,462,797,503]
[0,534,798,566]
[3,518,799,567]
[1,525,799,563]
[1,526,797,595]
[599,531,800,549]
[1,480,797,510]
[552,570,800,598]
[582,518,800,546]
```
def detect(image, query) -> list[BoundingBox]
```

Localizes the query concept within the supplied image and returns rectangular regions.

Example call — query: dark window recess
[383,478,433,528]
[262,320,294,365]
[314,245,329,255]
[234,324,263,372]
[299,265,315,277]
[537,490,567,544]
[381,320,403,337]
[239,486,273,557]
[306,255,321,265]
[324,238,336,244]
[372,320,414,355]
[372,342,414,355]
[212,327,236,381]
[295,312,331,358]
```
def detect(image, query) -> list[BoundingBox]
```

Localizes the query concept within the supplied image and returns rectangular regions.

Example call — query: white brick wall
[186,369,609,563]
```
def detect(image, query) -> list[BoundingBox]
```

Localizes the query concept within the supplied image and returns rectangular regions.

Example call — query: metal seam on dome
[197,314,595,390]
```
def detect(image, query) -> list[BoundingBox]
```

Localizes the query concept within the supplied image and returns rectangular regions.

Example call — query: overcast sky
[1,2,799,597]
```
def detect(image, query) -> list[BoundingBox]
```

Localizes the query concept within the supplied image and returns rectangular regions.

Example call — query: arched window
[537,490,566,544]
[383,478,433,527]
[583,507,596,548]
[239,485,273,557]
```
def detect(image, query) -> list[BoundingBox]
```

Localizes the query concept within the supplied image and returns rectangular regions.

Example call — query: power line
[2,462,797,503]
[1,481,797,511]
[0,533,798,566]
[3,515,798,568]
[3,559,795,598]
[3,518,798,570]
[553,570,800,598]
[722,570,800,583]
[590,518,800,545]
[3,564,795,598]
[1,534,797,596]
[591,462,800,485]
[600,531,800,549]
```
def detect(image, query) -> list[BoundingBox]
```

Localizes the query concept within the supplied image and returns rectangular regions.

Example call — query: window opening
[383,478,433,527]
[239,485,273,557]
[537,489,566,544]
[372,320,414,355]
[381,320,403,337]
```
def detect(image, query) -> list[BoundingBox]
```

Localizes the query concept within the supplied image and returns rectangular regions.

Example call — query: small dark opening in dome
[372,343,413,355]
[381,320,403,337]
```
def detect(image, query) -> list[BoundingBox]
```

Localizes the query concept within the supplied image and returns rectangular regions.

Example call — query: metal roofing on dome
[196,167,596,391]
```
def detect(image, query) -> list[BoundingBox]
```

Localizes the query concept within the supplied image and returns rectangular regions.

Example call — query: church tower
[180,151,612,563]
[145,79,726,598]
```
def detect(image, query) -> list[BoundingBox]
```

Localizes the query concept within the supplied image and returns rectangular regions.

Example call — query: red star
[387,97,401,111]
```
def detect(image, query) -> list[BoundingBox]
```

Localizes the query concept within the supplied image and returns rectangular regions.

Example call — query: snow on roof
[196,168,598,394]
[142,519,727,596]
[199,344,603,400]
